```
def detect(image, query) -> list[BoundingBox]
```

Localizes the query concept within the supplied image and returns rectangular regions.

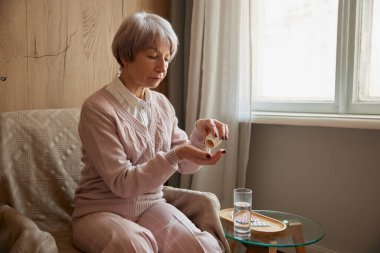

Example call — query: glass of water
[233,188,252,238]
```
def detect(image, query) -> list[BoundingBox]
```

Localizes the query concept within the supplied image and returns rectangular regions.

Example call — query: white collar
[110,77,151,107]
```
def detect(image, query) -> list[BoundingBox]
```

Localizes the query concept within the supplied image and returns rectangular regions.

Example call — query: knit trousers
[72,201,222,253]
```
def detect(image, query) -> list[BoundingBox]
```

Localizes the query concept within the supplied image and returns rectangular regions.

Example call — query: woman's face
[120,40,171,98]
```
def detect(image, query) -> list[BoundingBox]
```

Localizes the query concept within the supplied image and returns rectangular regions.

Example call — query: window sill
[251,112,380,130]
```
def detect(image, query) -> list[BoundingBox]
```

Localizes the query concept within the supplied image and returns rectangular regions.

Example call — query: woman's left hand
[195,119,229,141]
[175,144,226,165]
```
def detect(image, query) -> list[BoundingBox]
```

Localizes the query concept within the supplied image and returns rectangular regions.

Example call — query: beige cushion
[0,109,82,252]
[0,205,58,253]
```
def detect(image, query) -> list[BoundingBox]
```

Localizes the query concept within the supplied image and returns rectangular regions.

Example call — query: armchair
[0,108,230,253]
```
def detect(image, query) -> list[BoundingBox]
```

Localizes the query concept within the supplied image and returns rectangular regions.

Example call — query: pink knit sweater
[72,86,206,219]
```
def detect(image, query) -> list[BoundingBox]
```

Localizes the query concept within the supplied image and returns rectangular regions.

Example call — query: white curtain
[180,0,252,208]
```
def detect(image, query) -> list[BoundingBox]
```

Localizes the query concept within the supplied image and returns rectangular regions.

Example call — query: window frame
[251,0,380,116]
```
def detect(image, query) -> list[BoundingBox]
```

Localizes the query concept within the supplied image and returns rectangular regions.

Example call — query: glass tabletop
[221,209,325,248]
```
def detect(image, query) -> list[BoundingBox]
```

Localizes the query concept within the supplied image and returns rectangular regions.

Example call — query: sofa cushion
[0,108,230,253]
[0,108,82,251]
[0,205,58,253]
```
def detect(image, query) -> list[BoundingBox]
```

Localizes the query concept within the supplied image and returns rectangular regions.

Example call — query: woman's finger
[224,124,229,140]
[213,120,225,139]
[207,119,218,137]
[189,149,226,165]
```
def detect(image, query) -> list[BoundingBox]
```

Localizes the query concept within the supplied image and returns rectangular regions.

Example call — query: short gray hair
[112,12,178,67]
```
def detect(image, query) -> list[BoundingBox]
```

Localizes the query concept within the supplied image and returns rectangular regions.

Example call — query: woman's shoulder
[150,90,167,101]
[81,86,117,114]
[150,91,172,109]
[150,91,177,120]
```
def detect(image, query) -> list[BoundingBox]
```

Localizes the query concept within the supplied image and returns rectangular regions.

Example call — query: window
[251,0,380,115]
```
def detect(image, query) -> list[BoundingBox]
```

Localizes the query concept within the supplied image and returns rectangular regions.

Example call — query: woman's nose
[155,58,167,72]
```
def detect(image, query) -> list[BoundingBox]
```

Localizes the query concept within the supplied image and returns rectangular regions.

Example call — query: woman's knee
[103,228,158,253]
[161,230,222,253]
[196,231,222,253]
[72,213,158,253]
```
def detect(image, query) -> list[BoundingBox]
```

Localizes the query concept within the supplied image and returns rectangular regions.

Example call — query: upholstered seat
[0,108,230,253]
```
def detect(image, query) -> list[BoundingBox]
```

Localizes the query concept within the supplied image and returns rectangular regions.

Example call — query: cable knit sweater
[72,86,207,219]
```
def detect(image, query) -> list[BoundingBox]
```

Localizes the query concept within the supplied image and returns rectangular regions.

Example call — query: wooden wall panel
[26,0,122,109]
[0,0,169,112]
[61,0,122,108]
[122,0,169,18]
[0,0,29,111]
[26,0,70,109]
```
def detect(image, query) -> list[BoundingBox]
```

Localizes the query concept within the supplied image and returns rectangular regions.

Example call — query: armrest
[163,186,231,253]
[0,205,58,253]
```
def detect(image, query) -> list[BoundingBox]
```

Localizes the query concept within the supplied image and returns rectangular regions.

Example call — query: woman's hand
[175,144,226,165]
[195,119,229,141]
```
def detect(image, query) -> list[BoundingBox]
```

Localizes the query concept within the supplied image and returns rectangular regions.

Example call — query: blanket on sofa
[0,109,82,252]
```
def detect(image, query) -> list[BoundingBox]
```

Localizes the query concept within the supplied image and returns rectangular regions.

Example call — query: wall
[0,0,169,112]
[246,123,380,253]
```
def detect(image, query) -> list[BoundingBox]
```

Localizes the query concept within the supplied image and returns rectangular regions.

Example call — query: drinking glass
[233,188,252,238]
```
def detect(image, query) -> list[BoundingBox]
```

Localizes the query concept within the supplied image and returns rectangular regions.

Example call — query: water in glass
[233,201,251,237]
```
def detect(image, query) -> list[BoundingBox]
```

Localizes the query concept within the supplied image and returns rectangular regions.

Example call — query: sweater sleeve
[78,101,177,198]
[163,98,209,175]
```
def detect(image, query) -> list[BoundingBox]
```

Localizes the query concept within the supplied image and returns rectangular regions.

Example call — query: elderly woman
[72,12,228,253]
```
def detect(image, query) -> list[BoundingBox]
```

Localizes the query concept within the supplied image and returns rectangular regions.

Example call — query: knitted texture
[73,87,207,219]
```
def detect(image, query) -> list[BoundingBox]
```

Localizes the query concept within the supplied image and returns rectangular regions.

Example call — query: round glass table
[221,209,325,253]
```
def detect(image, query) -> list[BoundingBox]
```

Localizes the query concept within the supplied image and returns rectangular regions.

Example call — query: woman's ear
[121,58,128,67]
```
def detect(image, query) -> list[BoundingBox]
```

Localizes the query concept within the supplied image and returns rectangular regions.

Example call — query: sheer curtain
[180,0,252,208]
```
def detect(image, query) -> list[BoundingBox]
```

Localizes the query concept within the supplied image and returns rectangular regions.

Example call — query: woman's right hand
[175,144,226,165]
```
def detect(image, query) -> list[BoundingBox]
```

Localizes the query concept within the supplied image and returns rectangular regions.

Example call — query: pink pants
[72,202,222,253]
